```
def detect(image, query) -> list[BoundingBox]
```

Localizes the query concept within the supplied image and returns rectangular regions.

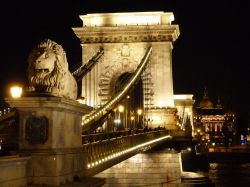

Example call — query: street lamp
[118,105,124,113]
[118,105,124,129]
[137,109,142,128]
[10,86,22,98]
[125,96,130,129]
[130,116,135,129]
[137,109,142,116]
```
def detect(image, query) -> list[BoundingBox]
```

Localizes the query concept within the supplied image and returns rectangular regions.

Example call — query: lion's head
[27,39,77,99]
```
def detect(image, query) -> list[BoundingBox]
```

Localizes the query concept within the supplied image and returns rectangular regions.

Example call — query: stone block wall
[95,151,181,186]
[0,156,29,187]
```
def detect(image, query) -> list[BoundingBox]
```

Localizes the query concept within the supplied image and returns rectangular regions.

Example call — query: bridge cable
[71,47,104,83]
[82,46,153,132]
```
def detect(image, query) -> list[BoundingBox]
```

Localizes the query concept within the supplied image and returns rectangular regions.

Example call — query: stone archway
[73,12,180,128]
[98,59,136,105]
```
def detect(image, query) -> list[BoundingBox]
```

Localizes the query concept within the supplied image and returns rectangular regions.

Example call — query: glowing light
[174,94,193,100]
[166,100,174,107]
[170,14,175,22]
[157,101,164,108]
[130,116,135,121]
[118,105,124,113]
[152,116,161,122]
[89,17,103,26]
[114,119,121,124]
[187,147,191,151]
[137,109,142,115]
[10,86,22,98]
[80,12,175,27]
[86,135,172,169]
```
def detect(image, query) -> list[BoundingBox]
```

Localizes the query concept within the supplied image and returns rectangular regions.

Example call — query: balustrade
[82,129,169,165]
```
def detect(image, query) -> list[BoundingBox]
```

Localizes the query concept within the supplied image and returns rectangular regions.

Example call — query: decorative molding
[73,25,179,44]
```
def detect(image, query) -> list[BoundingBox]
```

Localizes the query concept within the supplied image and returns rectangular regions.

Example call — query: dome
[199,99,213,108]
[199,88,213,108]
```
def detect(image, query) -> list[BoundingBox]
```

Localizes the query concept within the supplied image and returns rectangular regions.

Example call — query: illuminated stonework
[77,27,178,44]
[193,89,237,145]
[73,12,179,128]
[174,94,195,131]
[80,12,175,27]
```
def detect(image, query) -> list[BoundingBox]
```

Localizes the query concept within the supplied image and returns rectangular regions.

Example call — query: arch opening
[110,72,144,131]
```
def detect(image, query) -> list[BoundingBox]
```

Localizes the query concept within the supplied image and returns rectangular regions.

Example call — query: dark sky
[0,1,249,125]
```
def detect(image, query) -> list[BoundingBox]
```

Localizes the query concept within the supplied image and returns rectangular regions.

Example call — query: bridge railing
[82,129,169,165]
[82,129,149,144]
[0,108,17,123]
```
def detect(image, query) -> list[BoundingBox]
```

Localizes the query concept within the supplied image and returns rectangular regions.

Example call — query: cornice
[72,25,180,44]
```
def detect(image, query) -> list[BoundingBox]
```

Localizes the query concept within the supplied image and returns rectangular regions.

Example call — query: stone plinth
[0,156,30,187]
[5,97,92,186]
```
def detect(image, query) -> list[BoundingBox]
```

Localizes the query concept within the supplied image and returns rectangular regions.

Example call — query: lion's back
[64,72,77,100]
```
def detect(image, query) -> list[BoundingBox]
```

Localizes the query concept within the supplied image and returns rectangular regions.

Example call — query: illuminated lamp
[10,86,22,98]
[118,105,124,113]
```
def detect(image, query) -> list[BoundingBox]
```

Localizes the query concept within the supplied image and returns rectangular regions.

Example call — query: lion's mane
[27,39,77,100]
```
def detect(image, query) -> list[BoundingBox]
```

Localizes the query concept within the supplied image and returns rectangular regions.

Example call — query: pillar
[6,97,92,186]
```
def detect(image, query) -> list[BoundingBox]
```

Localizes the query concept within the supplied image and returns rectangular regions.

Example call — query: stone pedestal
[147,107,177,129]
[6,97,92,186]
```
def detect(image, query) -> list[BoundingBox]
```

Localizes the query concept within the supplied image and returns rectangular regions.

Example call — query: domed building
[199,88,213,109]
[193,88,237,147]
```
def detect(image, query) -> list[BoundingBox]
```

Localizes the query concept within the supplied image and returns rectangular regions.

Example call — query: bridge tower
[73,12,180,129]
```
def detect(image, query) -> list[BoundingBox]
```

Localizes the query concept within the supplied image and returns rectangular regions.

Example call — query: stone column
[6,97,92,186]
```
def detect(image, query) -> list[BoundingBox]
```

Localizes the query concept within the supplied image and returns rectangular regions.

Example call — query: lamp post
[137,109,142,129]
[118,105,124,129]
[130,116,135,129]
[125,95,130,130]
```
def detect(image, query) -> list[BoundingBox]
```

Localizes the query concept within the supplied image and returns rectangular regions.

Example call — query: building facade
[193,88,237,146]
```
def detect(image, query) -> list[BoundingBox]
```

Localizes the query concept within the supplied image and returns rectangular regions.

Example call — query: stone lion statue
[27,39,77,100]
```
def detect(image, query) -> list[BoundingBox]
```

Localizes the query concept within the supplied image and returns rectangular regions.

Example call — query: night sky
[0,1,249,128]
